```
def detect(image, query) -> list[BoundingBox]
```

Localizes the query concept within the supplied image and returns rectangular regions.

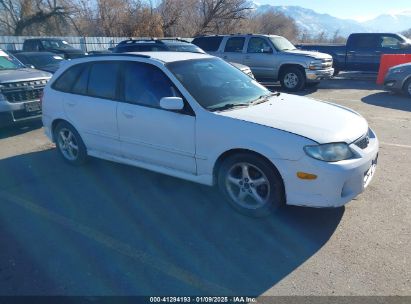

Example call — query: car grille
[354,132,370,149]
[0,79,48,103]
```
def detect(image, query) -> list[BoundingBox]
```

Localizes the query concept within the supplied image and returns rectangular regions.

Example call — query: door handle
[223,55,228,59]
[245,55,250,59]
[122,110,134,118]
[66,101,77,107]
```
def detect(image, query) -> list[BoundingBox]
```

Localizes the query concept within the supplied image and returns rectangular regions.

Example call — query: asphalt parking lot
[0,75,410,296]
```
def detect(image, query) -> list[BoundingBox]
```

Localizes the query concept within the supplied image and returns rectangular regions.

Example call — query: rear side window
[192,37,223,52]
[52,64,85,92]
[349,35,379,49]
[88,62,120,99]
[224,37,245,53]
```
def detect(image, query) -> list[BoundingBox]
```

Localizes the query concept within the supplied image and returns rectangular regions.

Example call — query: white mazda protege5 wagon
[42,52,378,217]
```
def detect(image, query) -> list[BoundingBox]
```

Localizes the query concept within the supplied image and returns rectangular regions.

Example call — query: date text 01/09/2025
[149,297,257,303]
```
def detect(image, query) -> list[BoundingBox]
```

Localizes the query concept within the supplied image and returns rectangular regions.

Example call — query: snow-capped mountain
[362,11,411,33]
[254,5,411,38]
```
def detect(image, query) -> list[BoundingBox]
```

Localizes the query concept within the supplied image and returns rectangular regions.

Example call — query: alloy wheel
[284,72,299,89]
[225,162,271,209]
[57,128,79,161]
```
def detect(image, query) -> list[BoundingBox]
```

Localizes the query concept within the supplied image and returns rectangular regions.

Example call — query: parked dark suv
[112,38,205,53]
[23,38,87,59]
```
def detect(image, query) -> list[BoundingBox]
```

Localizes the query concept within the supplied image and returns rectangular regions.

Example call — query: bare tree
[0,0,75,35]
[158,0,184,36]
[194,0,252,35]
[403,28,411,39]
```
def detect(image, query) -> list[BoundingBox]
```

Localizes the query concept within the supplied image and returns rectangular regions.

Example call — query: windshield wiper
[250,92,280,105]
[209,103,250,112]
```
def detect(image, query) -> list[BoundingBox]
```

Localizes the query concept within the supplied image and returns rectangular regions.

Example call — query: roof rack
[119,38,192,45]
[88,53,151,59]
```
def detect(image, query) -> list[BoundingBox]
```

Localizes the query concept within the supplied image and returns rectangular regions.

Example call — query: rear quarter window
[192,37,223,52]
[52,64,85,92]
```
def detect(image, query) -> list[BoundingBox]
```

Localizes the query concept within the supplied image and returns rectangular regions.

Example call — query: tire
[54,121,88,166]
[217,153,285,217]
[403,78,411,97]
[306,82,320,88]
[333,69,340,77]
[280,67,306,92]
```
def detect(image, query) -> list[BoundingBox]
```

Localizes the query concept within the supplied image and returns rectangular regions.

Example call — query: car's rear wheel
[280,67,306,92]
[403,78,411,97]
[218,153,285,217]
[54,121,87,166]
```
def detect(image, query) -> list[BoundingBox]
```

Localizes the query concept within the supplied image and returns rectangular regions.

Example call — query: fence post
[80,37,87,52]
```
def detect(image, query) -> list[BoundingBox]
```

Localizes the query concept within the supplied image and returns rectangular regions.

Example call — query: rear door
[221,36,246,64]
[61,61,121,155]
[244,36,276,79]
[346,34,381,71]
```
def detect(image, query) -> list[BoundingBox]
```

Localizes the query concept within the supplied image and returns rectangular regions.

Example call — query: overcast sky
[256,0,411,21]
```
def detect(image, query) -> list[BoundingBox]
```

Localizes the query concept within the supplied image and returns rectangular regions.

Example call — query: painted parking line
[0,190,233,294]
[380,142,411,149]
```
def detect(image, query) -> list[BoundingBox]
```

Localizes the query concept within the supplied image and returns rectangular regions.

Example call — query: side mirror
[262,46,273,53]
[400,42,411,49]
[160,97,184,111]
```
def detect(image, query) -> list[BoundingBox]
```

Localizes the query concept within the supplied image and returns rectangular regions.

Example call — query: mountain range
[255,5,411,38]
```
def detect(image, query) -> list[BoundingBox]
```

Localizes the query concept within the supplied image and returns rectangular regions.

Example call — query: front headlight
[304,143,353,162]
[391,68,404,74]
[309,60,323,70]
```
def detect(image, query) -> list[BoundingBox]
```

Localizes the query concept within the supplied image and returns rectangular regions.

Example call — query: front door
[117,62,196,174]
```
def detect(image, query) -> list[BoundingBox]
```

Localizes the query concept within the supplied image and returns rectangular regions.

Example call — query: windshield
[167,58,270,111]
[0,50,25,70]
[398,34,411,44]
[42,39,74,50]
[167,44,205,53]
[26,54,64,67]
[269,36,297,51]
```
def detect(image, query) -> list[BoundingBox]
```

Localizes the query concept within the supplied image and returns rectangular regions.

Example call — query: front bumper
[273,129,379,208]
[384,74,405,91]
[305,68,334,82]
[0,99,42,127]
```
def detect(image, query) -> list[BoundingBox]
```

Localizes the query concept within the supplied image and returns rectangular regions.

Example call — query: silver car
[192,34,334,92]
[384,62,411,97]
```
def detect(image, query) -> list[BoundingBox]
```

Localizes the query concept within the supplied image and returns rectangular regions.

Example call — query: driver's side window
[247,37,272,53]
[123,62,180,108]
[380,36,402,49]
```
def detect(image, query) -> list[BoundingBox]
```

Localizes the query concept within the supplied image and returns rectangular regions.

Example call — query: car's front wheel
[54,121,87,166]
[403,78,411,97]
[218,153,285,217]
[280,67,306,92]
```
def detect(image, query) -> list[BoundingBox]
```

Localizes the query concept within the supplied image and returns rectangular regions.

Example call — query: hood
[216,94,368,144]
[48,47,84,54]
[284,49,332,60]
[0,68,51,83]
[38,64,60,74]
[389,62,411,70]
[48,48,86,59]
